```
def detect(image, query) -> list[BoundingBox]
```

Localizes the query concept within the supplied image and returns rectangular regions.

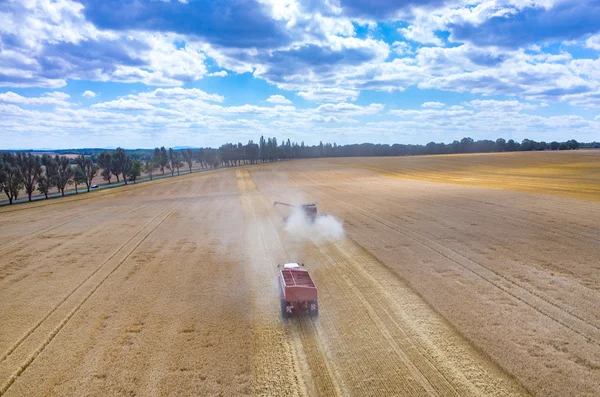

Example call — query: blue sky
[0,0,599,149]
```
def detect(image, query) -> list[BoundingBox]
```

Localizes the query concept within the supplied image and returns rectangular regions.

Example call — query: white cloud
[467,99,538,112]
[82,90,96,98]
[126,87,225,104]
[208,70,228,77]
[586,34,600,50]
[298,88,360,102]
[266,94,292,104]
[0,91,70,106]
[421,101,445,108]
[0,1,208,87]
[1,90,598,149]
[391,41,413,56]
[91,99,157,111]
[315,103,384,115]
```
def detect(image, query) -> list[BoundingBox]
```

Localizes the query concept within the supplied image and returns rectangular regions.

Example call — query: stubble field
[1,151,598,396]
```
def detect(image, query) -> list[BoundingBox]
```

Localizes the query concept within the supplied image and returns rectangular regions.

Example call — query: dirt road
[1,154,597,396]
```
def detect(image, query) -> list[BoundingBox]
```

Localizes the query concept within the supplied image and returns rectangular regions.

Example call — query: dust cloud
[283,206,345,243]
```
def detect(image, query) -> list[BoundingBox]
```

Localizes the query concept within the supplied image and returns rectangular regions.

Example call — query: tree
[183,148,194,173]
[122,156,132,185]
[0,153,23,204]
[101,168,112,184]
[16,152,42,202]
[559,142,568,150]
[127,160,143,183]
[520,139,536,151]
[42,154,57,193]
[506,139,518,151]
[168,148,175,176]
[160,146,169,175]
[76,155,99,192]
[97,151,113,184]
[37,174,52,199]
[113,148,129,185]
[196,148,207,168]
[144,160,158,181]
[73,166,86,194]
[245,140,259,164]
[566,139,580,150]
[153,148,162,175]
[550,141,560,150]
[495,138,507,152]
[259,135,266,163]
[173,151,183,175]
[54,155,73,197]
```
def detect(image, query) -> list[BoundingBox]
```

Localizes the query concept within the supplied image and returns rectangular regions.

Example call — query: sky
[1,0,599,149]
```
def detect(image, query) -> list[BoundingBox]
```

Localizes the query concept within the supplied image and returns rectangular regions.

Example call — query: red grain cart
[279,263,318,318]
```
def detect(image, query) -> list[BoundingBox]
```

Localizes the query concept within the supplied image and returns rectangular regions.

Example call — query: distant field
[338,150,600,202]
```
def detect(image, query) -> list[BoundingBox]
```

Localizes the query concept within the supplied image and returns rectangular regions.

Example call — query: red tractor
[278,263,318,318]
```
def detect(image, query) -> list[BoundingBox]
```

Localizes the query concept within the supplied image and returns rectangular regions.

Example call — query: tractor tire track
[237,170,304,397]
[0,181,204,396]
[244,168,526,397]
[0,204,133,253]
[368,177,600,245]
[314,187,600,346]
[0,204,151,282]
[304,170,600,335]
[352,165,600,244]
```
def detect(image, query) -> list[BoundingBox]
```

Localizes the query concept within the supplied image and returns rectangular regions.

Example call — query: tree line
[1,136,596,204]
[0,149,142,204]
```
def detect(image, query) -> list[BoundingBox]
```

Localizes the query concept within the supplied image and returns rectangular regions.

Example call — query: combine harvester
[274,201,327,223]
[278,263,318,318]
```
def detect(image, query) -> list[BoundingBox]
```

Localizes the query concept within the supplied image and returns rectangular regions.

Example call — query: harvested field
[1,151,598,396]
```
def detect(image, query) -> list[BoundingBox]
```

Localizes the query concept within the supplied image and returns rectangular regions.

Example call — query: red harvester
[278,263,318,318]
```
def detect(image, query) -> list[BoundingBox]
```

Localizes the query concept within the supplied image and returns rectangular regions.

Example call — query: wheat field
[1,151,598,396]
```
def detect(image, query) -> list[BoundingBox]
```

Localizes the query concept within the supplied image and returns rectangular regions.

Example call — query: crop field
[1,151,598,396]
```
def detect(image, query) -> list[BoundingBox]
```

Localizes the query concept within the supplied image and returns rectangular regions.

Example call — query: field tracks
[0,204,141,253]
[316,243,461,396]
[237,169,342,397]
[368,179,600,245]
[0,181,205,396]
[316,187,600,346]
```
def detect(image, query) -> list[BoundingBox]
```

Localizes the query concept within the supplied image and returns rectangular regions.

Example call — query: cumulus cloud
[449,1,600,49]
[422,101,445,108]
[1,90,598,149]
[82,90,96,98]
[91,98,157,111]
[126,87,225,104]
[0,0,208,87]
[467,99,538,112]
[266,95,292,104]
[80,0,291,48]
[298,88,360,102]
[1,0,600,148]
[0,91,70,106]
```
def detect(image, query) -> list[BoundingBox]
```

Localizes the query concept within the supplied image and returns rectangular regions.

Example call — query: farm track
[0,179,206,396]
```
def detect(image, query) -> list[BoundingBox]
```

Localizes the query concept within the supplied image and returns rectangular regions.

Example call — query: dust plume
[283,206,345,244]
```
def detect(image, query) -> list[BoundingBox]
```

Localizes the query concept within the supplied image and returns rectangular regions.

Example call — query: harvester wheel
[309,300,318,317]
[281,299,291,318]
